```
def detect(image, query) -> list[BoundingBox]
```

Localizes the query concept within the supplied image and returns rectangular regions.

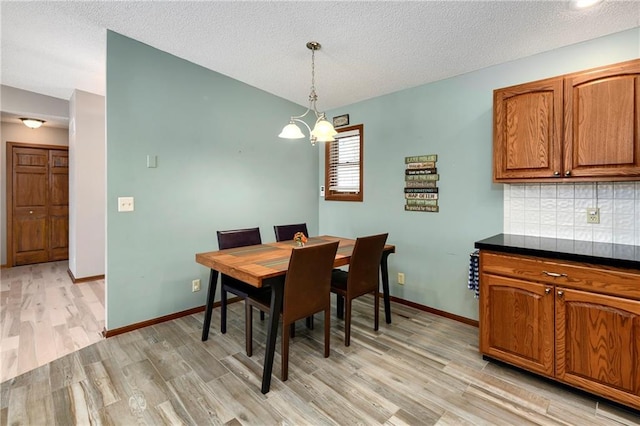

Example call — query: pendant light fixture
[20,118,45,129]
[279,41,337,146]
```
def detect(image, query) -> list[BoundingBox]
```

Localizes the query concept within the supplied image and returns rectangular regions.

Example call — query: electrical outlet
[117,196,134,212]
[586,207,600,224]
[397,272,405,285]
[192,279,201,292]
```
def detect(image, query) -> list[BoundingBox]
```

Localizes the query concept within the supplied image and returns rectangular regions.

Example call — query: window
[324,124,363,201]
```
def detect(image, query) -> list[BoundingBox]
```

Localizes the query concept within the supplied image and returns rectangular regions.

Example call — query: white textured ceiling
[1,1,639,114]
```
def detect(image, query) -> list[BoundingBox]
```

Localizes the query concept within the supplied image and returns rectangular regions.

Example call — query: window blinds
[328,128,360,193]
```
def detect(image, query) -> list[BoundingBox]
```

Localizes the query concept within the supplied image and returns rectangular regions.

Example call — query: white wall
[68,90,105,278]
[1,85,68,120]
[0,122,69,265]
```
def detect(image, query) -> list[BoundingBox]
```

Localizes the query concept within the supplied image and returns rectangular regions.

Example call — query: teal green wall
[106,32,320,329]
[320,28,640,321]
[107,28,639,329]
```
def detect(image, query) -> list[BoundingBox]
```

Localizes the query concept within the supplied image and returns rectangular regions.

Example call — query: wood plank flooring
[2,293,639,425]
[0,261,105,383]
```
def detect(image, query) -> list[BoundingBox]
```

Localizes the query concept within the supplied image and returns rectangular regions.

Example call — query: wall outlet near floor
[586,207,600,224]
[192,279,201,292]
[397,272,405,285]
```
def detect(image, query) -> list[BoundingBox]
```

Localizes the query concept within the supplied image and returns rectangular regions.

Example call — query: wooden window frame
[324,124,363,202]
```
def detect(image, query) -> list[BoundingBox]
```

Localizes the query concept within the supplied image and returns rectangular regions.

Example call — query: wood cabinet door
[564,59,640,179]
[493,77,563,181]
[556,287,640,409]
[480,273,555,376]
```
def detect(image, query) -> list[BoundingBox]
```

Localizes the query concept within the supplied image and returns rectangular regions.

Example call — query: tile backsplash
[503,182,640,246]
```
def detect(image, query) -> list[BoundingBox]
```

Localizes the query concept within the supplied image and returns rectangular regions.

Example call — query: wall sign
[404,154,439,212]
[332,114,350,128]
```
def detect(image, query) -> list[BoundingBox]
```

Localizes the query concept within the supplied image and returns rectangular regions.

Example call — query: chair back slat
[217,227,262,249]
[283,241,339,324]
[273,223,309,242]
[346,233,388,298]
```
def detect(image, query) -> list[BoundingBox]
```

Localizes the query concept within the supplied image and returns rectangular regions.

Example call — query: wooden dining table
[195,235,396,393]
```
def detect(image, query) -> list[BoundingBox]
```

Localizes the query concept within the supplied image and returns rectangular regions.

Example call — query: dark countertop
[475,233,640,270]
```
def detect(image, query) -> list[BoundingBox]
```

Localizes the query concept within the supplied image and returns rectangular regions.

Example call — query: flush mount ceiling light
[20,118,45,129]
[279,41,337,146]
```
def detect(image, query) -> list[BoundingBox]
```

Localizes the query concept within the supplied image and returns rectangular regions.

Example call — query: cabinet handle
[29,210,33,214]
[545,288,551,295]
[553,171,560,176]
[565,170,571,176]
[557,290,564,297]
[542,271,567,278]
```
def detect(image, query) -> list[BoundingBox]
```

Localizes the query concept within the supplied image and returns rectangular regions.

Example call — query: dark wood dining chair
[331,233,388,346]
[273,223,309,242]
[245,241,339,381]
[217,227,267,333]
[274,222,312,332]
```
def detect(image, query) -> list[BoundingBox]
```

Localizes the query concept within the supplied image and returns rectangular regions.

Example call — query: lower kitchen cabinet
[556,287,640,409]
[479,250,640,411]
[479,274,554,376]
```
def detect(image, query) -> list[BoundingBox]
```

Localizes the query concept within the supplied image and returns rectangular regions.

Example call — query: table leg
[380,251,392,324]
[201,269,219,341]
[262,277,284,394]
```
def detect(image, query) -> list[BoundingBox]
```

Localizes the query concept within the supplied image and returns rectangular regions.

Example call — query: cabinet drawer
[480,251,640,300]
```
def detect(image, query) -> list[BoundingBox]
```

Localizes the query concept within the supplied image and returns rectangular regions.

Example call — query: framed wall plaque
[332,114,350,128]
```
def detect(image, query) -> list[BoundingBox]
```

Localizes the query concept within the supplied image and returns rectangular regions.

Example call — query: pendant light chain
[309,47,318,104]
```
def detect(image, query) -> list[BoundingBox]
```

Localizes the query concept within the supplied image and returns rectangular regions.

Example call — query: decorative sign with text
[404,154,439,212]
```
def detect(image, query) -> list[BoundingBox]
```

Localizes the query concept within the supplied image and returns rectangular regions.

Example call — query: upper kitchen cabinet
[565,60,640,179]
[493,77,563,180]
[493,59,640,183]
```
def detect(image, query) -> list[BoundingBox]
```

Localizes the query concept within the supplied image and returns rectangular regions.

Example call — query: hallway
[0,261,105,382]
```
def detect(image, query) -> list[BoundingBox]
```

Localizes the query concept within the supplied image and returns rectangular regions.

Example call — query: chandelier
[278,41,337,146]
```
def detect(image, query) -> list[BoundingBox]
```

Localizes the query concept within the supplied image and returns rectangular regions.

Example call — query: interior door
[8,143,69,266]
[48,150,69,261]
[12,147,49,265]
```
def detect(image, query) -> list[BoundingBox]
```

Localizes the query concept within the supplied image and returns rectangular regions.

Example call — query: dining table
[195,235,396,393]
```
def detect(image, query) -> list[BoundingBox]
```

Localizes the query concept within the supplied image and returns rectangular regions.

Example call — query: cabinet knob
[545,288,551,295]
[565,170,571,176]
[29,210,33,214]
[557,290,564,297]
[553,171,560,176]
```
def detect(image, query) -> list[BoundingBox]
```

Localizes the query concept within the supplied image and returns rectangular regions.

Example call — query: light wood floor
[2,293,639,425]
[0,261,105,383]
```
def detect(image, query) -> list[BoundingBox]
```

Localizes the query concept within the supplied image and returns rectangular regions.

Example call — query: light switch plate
[146,155,157,168]
[118,197,134,212]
